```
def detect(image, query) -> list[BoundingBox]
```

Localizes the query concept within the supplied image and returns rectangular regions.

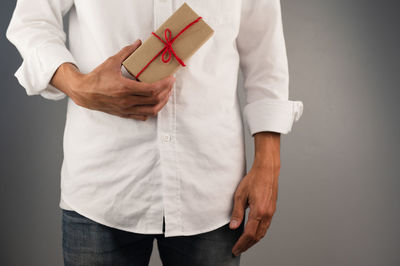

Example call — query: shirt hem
[60,191,233,237]
[60,191,164,235]
[163,216,232,237]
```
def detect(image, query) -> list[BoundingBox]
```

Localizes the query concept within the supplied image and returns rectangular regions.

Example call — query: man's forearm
[253,131,281,169]
[230,131,281,255]
[50,62,83,96]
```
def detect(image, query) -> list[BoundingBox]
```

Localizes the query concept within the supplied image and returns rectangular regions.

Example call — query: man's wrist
[253,131,281,169]
[50,62,84,97]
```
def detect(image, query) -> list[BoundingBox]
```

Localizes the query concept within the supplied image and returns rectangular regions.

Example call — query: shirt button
[162,135,171,143]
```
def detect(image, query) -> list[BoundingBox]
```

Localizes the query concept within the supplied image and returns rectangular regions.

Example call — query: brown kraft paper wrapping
[122,2,214,83]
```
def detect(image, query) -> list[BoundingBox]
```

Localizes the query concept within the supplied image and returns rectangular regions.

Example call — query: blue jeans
[62,210,244,266]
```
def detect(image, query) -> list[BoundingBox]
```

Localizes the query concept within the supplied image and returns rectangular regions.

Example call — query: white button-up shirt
[6,0,304,237]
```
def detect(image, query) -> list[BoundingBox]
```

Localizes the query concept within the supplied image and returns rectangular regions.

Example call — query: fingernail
[230,220,238,228]
[134,39,141,45]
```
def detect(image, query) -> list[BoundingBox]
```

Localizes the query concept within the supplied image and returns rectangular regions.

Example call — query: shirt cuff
[14,41,77,101]
[243,98,304,136]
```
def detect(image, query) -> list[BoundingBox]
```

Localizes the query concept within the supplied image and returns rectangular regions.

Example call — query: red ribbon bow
[136,16,203,79]
[153,28,186,66]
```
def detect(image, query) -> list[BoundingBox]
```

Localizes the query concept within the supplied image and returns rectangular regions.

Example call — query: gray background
[1,0,399,265]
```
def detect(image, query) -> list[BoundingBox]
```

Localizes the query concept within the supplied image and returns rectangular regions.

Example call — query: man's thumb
[115,39,142,62]
[229,196,246,229]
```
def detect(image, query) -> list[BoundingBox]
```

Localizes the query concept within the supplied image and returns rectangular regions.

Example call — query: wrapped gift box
[122,2,214,83]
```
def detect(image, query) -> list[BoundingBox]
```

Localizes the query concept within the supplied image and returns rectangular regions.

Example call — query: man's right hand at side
[50,39,176,121]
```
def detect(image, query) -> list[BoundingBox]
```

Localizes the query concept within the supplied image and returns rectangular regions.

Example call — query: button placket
[154,0,181,236]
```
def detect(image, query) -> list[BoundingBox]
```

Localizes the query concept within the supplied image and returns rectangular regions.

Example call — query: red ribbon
[136,16,203,80]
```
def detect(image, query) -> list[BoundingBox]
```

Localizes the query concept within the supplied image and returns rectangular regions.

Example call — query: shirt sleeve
[6,0,78,101]
[236,0,304,136]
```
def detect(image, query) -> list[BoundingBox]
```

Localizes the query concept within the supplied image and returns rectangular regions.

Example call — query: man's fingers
[120,114,148,121]
[121,88,173,116]
[230,191,247,229]
[255,218,271,242]
[102,108,148,121]
[121,75,175,97]
[114,39,142,62]
[118,93,166,109]
[231,207,262,256]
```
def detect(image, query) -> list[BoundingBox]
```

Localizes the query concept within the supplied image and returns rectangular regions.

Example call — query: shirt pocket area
[182,0,236,27]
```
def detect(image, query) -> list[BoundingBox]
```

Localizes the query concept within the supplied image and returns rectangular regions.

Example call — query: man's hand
[50,39,176,121]
[229,131,281,256]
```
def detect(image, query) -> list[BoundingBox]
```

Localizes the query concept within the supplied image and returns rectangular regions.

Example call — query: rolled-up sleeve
[236,0,304,135]
[6,0,77,101]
